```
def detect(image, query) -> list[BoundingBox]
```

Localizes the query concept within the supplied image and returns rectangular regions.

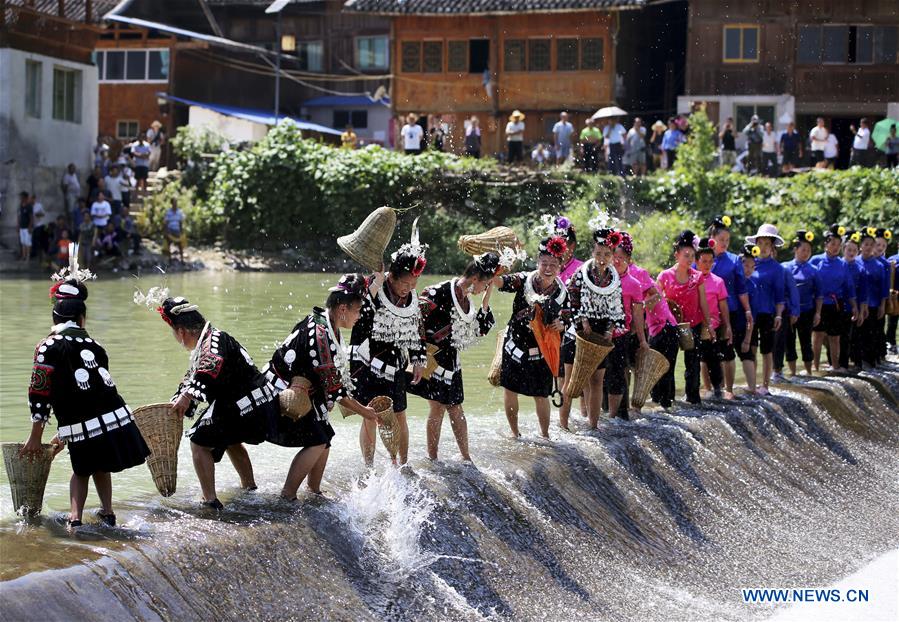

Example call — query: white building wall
[305,106,392,147]
[0,48,98,247]
[677,94,795,149]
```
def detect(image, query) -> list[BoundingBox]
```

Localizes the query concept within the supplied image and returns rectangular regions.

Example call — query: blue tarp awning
[302,95,390,108]
[158,93,343,136]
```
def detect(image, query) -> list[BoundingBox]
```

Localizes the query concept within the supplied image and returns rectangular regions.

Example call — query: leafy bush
[138,180,225,245]
[170,126,228,196]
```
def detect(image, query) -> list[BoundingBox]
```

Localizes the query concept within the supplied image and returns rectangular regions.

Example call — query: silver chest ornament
[98,367,115,387]
[80,349,98,369]
[74,368,90,390]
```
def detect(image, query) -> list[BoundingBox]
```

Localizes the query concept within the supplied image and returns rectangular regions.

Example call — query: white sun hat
[746,223,784,247]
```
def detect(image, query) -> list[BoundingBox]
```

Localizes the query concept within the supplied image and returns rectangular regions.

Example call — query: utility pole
[265,0,291,123]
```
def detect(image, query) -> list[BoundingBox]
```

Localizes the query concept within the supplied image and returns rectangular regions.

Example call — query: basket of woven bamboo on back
[487,328,507,387]
[564,331,614,399]
[369,396,398,456]
[2,442,56,516]
[631,348,671,409]
[667,299,695,351]
[279,377,313,420]
[132,404,182,497]
[458,227,521,255]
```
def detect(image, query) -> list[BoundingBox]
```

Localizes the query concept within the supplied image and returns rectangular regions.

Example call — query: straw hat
[746,223,785,247]
[150,120,162,129]
[509,110,525,121]
[337,206,397,271]
[651,120,666,132]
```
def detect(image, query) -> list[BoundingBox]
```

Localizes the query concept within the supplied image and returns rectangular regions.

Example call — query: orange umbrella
[530,304,561,378]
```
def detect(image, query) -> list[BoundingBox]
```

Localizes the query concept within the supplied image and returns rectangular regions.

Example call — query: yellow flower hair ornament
[851,232,861,243]
[721,215,732,227]
[751,245,761,257]
[804,231,814,242]
[837,226,846,236]
[885,230,893,240]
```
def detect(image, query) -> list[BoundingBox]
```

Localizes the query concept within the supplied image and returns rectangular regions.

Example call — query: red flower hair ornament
[546,236,568,258]
[606,231,623,248]
[411,256,427,277]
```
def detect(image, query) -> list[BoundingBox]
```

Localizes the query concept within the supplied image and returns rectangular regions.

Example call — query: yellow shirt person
[341,126,358,150]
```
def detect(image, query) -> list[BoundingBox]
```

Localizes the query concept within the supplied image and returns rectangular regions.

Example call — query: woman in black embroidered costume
[163,297,275,510]
[22,264,149,528]
[562,228,627,429]
[349,222,428,466]
[409,253,498,461]
[263,274,380,500]
[492,236,570,438]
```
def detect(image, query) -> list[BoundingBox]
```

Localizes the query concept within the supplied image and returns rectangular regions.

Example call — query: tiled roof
[6,0,122,23]
[344,0,646,15]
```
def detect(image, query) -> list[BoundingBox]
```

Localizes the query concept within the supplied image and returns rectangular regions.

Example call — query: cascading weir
[1,366,898,622]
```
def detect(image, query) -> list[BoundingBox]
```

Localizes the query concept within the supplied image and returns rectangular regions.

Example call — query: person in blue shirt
[661,117,685,168]
[839,231,869,369]
[708,215,753,399]
[739,244,760,393]
[887,248,898,355]
[777,230,822,377]
[812,227,859,372]
[772,257,800,383]
[873,228,893,362]
[809,224,845,268]
[858,228,889,368]
[745,224,786,395]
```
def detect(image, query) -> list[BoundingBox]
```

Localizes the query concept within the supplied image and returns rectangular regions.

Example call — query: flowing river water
[0,272,897,621]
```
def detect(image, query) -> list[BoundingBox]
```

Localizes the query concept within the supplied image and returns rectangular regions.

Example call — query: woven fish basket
[458,227,521,255]
[337,206,397,271]
[132,404,182,497]
[406,344,440,380]
[487,328,507,387]
[2,442,56,516]
[630,348,671,409]
[677,323,695,351]
[369,396,399,456]
[564,331,614,399]
[279,377,313,420]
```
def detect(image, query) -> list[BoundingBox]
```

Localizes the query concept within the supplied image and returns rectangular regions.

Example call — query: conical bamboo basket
[630,348,671,409]
[564,332,614,399]
[369,396,399,456]
[487,328,507,387]
[132,404,182,497]
[2,442,56,516]
[458,227,521,255]
[677,323,695,351]
[279,376,313,420]
[337,207,397,271]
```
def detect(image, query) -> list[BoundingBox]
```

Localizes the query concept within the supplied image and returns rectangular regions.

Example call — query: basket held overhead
[458,227,521,256]
[631,348,670,409]
[132,404,183,497]
[564,331,614,399]
[2,442,56,516]
[338,207,397,271]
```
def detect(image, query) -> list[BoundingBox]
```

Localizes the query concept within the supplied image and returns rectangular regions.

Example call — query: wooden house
[679,0,899,165]
[344,0,647,157]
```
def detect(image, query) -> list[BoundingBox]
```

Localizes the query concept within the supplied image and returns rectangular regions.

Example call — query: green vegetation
[163,116,898,273]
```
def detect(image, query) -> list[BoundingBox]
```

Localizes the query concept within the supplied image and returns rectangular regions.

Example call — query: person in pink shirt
[553,217,587,422]
[695,237,731,398]
[611,232,649,419]
[656,230,712,405]
[559,224,583,284]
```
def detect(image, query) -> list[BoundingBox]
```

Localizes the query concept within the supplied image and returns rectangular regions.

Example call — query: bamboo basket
[487,328,507,387]
[564,331,614,399]
[458,227,521,255]
[406,344,439,380]
[631,349,671,409]
[132,404,182,497]
[370,396,399,457]
[337,206,396,271]
[677,323,695,351]
[2,442,56,516]
[279,377,313,420]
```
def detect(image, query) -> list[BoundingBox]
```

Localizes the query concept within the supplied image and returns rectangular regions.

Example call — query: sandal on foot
[67,519,83,529]
[97,512,116,527]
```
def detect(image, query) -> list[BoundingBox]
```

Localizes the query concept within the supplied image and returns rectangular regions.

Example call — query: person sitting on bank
[161,296,276,510]
[22,265,150,528]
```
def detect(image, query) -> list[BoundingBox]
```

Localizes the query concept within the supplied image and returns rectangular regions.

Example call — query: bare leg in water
[586,369,605,429]
[69,474,90,522]
[360,418,376,466]
[306,448,330,494]
[280,444,326,500]
[226,443,256,489]
[395,411,409,465]
[426,401,471,461]
[534,397,550,438]
[558,363,574,430]
[447,405,471,461]
[191,443,218,503]
[93,472,112,515]
[504,389,521,437]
